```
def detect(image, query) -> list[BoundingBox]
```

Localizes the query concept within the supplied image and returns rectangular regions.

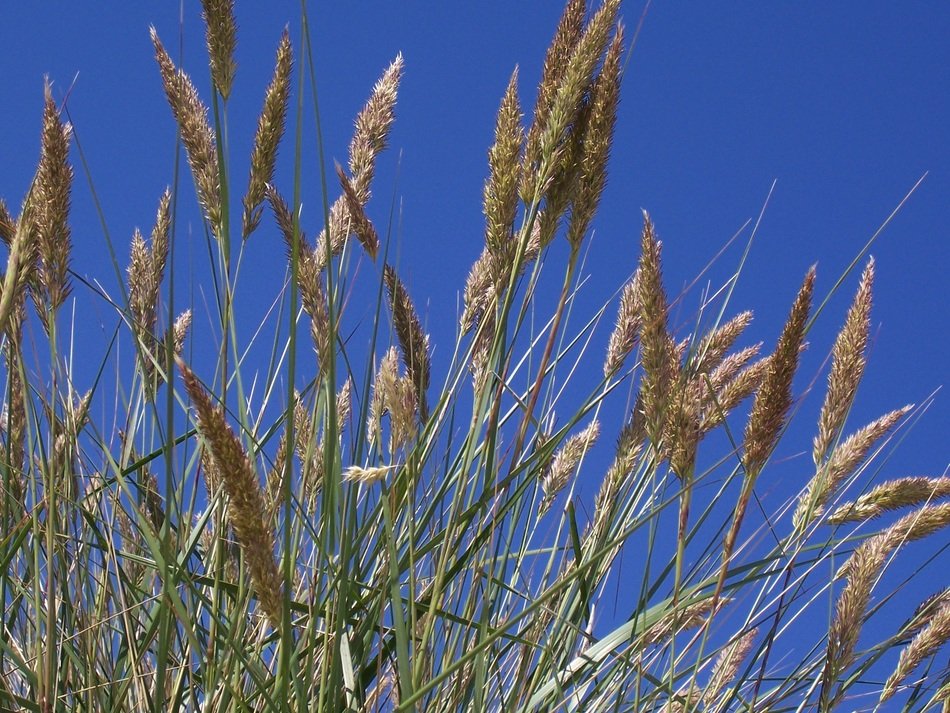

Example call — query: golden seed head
[882,600,950,701]
[814,258,874,466]
[795,405,911,528]
[200,0,237,100]
[349,54,404,203]
[743,267,815,477]
[567,23,623,248]
[829,476,950,524]
[483,68,524,255]
[178,358,283,629]
[539,419,600,516]
[604,275,640,376]
[384,265,430,420]
[35,79,74,313]
[343,464,397,486]
[151,27,221,236]
[522,0,586,202]
[243,30,293,239]
[337,162,380,260]
[636,213,675,449]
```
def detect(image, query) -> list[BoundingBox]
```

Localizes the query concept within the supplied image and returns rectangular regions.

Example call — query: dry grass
[0,2,944,712]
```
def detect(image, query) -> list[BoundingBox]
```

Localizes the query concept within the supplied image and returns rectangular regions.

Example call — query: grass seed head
[179,358,283,629]
[200,0,237,100]
[522,0,586,202]
[743,267,814,477]
[539,419,600,516]
[636,212,675,449]
[829,476,950,524]
[151,27,221,235]
[483,68,523,256]
[567,23,623,248]
[35,80,73,313]
[795,405,911,528]
[814,258,874,465]
[243,30,292,238]
[337,163,380,259]
[384,265,430,420]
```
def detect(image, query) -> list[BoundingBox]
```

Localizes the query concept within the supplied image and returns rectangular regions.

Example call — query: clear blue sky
[1,0,947,690]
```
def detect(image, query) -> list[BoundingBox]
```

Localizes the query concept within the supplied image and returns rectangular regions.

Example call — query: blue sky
[1,1,948,700]
[1,3,945,459]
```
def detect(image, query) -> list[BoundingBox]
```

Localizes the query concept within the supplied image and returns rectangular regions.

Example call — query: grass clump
[0,1,946,711]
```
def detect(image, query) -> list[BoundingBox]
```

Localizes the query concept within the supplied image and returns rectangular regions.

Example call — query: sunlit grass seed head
[813,257,874,467]
[828,475,950,524]
[178,358,283,629]
[151,26,222,236]
[742,266,814,478]
[483,68,523,256]
[35,79,74,314]
[243,29,292,239]
[200,0,237,100]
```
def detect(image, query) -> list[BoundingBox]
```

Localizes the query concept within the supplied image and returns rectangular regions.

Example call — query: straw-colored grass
[0,2,944,711]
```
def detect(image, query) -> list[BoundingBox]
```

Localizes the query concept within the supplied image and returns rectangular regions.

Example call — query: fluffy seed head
[704,628,758,705]
[151,28,221,235]
[522,0,586,202]
[566,23,623,248]
[814,258,874,465]
[178,359,283,629]
[795,405,911,528]
[539,419,600,516]
[337,163,380,259]
[536,0,620,192]
[743,267,815,477]
[829,476,950,524]
[483,68,523,255]
[243,30,292,238]
[349,54,404,203]
[636,213,675,449]
[690,311,754,378]
[0,199,14,246]
[384,265,430,420]
[343,464,397,486]
[604,274,640,376]
[200,0,237,99]
[35,80,74,313]
[882,601,950,701]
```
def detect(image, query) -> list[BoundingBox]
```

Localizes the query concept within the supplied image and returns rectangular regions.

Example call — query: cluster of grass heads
[0,1,947,710]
